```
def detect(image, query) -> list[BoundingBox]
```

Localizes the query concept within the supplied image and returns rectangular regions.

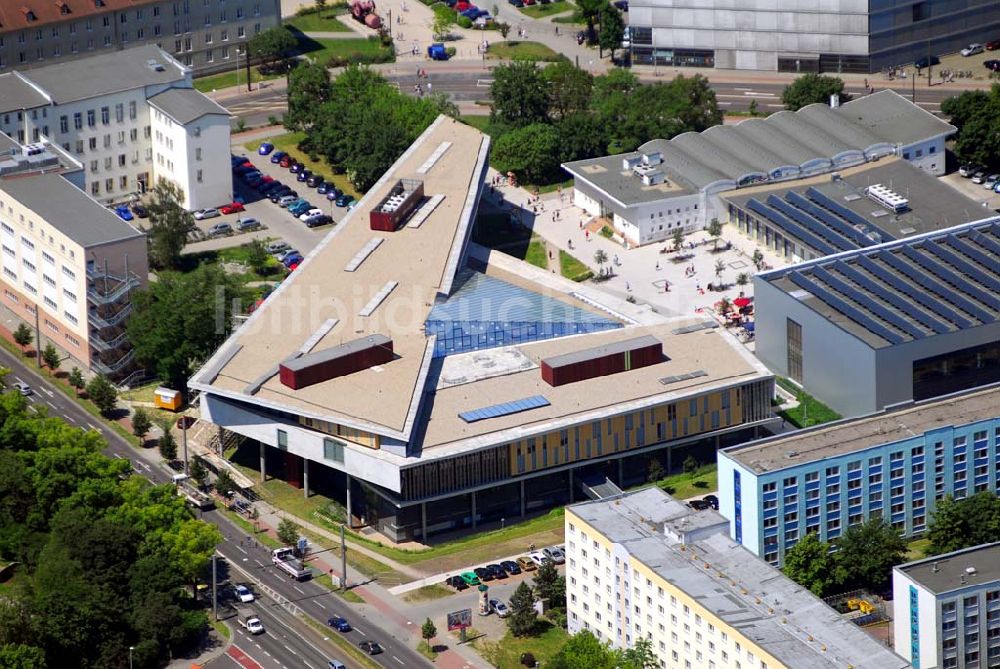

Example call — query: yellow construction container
[153,387,182,411]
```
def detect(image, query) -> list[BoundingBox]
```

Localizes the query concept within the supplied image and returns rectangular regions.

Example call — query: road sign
[447,608,473,631]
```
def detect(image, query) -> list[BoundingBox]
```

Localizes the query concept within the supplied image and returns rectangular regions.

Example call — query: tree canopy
[490,60,550,128]
[248,25,298,72]
[781,73,849,111]
[782,531,843,597]
[0,389,219,668]
[146,180,195,270]
[927,492,1000,556]
[941,85,1000,169]
[285,61,331,131]
[492,124,561,184]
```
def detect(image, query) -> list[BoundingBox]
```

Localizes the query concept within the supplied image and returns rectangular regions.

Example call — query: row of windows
[0,208,76,261]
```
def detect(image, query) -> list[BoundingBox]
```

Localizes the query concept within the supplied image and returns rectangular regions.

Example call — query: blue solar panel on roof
[833,260,951,335]
[458,395,551,423]
[787,270,906,345]
[747,198,837,256]
[766,194,856,252]
[900,245,1000,312]
[927,239,1000,295]
[966,228,1000,258]
[877,251,993,324]
[854,255,973,329]
[810,265,926,339]
[786,191,877,248]
[943,234,999,273]
[805,187,896,242]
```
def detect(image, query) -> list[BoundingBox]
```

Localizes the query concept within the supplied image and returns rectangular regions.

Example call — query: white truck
[239,614,265,635]
[271,547,312,580]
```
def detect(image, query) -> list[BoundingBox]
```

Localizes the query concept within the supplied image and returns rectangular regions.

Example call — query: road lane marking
[41,387,53,397]
[292,585,305,594]
[392,656,404,665]
[355,627,366,636]
[88,423,100,430]
[254,559,265,567]
[46,400,56,409]
[283,644,297,655]
[236,545,247,555]
[314,602,326,609]
[65,415,76,423]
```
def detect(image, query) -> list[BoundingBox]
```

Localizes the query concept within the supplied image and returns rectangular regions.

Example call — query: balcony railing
[91,348,135,375]
[87,275,140,306]
[88,303,132,329]
[89,330,129,353]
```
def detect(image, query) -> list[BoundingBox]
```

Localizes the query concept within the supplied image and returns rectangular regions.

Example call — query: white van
[328,661,346,669]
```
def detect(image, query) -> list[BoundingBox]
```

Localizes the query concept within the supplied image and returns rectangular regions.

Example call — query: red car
[220,202,245,215]
[986,39,1000,51]
[280,155,296,168]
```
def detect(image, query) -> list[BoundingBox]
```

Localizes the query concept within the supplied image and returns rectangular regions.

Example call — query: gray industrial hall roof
[560,147,697,207]
[0,172,144,247]
[564,90,954,206]
[723,158,987,253]
[897,543,1000,595]
[15,45,186,105]
[571,488,911,669]
[763,217,1000,349]
[0,73,51,114]
[148,88,230,125]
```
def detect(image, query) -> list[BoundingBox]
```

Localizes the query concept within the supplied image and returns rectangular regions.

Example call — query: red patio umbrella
[733,297,753,308]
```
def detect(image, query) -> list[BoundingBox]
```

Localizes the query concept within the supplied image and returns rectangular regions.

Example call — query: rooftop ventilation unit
[541,335,663,387]
[278,334,393,389]
[146,59,166,72]
[622,155,642,171]
[633,164,665,186]
[642,151,663,166]
[370,178,423,232]
[865,183,909,214]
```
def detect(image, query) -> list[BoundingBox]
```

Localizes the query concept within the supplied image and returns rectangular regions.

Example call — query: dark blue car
[270,151,288,164]
[282,253,303,267]
[327,616,351,632]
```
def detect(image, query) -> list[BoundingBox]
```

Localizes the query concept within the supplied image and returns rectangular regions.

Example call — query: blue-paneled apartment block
[718,384,1000,566]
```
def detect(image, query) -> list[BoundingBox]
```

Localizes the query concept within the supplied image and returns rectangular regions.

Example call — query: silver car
[543,546,566,564]
[207,222,232,236]
[278,195,299,208]
[266,240,289,254]
[194,208,220,220]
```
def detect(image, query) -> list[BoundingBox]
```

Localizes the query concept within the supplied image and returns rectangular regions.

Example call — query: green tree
[617,636,658,669]
[12,324,32,354]
[716,296,732,315]
[127,264,246,391]
[736,272,750,289]
[131,407,152,446]
[491,124,561,185]
[85,374,118,415]
[146,180,195,270]
[682,455,698,473]
[927,492,1000,556]
[714,258,725,280]
[543,60,593,120]
[751,248,764,269]
[286,61,332,131]
[555,112,607,164]
[421,617,437,647]
[490,60,549,128]
[781,73,849,111]
[647,457,665,483]
[0,644,48,669]
[940,88,991,132]
[248,25,298,72]
[67,367,85,394]
[533,559,560,603]
[593,249,608,275]
[158,426,178,461]
[834,518,907,592]
[782,531,841,596]
[748,98,760,116]
[548,630,616,669]
[575,0,607,42]
[189,456,209,489]
[671,228,685,252]
[245,238,270,275]
[41,344,60,372]
[215,469,238,497]
[497,21,510,39]
[707,218,723,249]
[277,517,300,547]
[431,11,453,40]
[506,581,537,637]
[598,5,624,59]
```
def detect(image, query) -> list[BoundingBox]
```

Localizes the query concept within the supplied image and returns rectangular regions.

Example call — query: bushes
[325,37,395,67]
[457,15,473,28]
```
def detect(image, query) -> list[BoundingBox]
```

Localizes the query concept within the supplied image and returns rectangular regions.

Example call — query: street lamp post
[128,646,134,669]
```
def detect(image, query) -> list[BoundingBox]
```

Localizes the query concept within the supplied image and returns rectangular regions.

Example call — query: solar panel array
[773,219,1000,347]
[458,395,551,423]
[740,186,901,257]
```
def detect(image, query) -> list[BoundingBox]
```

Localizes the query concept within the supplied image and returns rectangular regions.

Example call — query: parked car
[959,164,977,177]
[233,584,255,603]
[987,39,1000,50]
[543,547,565,564]
[282,252,304,267]
[914,55,940,68]
[446,575,469,590]
[984,174,1000,189]
[220,202,245,215]
[327,616,351,632]
[289,202,314,217]
[474,567,494,582]
[704,494,719,510]
[231,155,248,167]
[307,174,325,188]
[985,59,1000,72]
[290,162,305,174]
[487,564,507,579]
[233,163,255,175]
[237,218,261,231]
[278,195,300,208]
[276,248,300,262]
[961,43,985,57]
[12,382,31,396]
[260,181,285,196]
[131,204,148,218]
[296,169,313,183]
[972,171,987,184]
[207,222,232,236]
[299,208,324,221]
[114,205,134,221]
[241,169,263,180]
[254,176,275,190]
[500,560,521,575]
[316,182,331,195]
[194,208,220,220]
[305,214,333,228]
[358,642,383,656]
[269,188,292,202]
[612,0,627,9]
[266,240,290,254]
[326,188,344,201]
[689,498,712,510]
[335,193,354,208]
[516,556,537,572]
[490,600,510,618]
[507,0,524,7]
[258,142,274,155]
[994,181,1000,193]
[459,571,480,586]
[270,150,288,164]
[280,155,296,168]
[529,551,549,567]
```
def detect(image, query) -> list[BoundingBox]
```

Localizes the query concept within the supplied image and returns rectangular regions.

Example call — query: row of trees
[0,382,220,668]
[941,84,1000,170]
[487,61,723,185]
[285,64,457,191]
[783,491,1000,597]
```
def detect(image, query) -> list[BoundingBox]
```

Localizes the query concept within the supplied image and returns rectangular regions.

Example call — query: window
[59,115,68,133]
[323,437,345,463]
[101,106,110,124]
[787,319,803,382]
[129,101,137,120]
[87,109,95,127]
[276,429,288,448]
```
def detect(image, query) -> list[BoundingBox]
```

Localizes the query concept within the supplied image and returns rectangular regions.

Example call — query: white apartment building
[894,543,1000,669]
[0,44,229,210]
[0,132,148,379]
[565,487,910,669]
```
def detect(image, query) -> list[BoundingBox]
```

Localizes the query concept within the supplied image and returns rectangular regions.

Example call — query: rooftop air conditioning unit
[622,156,642,171]
[642,152,663,166]
[642,170,665,186]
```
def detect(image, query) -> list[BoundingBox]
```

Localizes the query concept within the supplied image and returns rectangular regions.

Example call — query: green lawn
[297,36,394,66]
[285,8,353,32]
[551,11,585,23]
[243,133,361,199]
[404,584,454,603]
[474,621,569,669]
[525,237,549,270]
[180,243,289,283]
[460,114,492,132]
[487,41,563,62]
[558,249,592,281]
[193,67,281,93]
[530,177,574,194]
[655,465,718,499]
[776,378,842,428]
[906,537,932,561]
[209,618,232,641]
[518,0,572,18]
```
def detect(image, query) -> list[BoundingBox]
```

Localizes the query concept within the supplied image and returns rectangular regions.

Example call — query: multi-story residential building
[190,117,777,542]
[0,44,230,209]
[0,0,281,75]
[0,131,148,378]
[717,384,1000,566]
[893,542,1000,669]
[628,0,1000,74]
[565,487,910,669]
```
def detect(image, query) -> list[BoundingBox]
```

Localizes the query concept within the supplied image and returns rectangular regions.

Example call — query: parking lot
[183,143,352,257]
[940,170,1000,211]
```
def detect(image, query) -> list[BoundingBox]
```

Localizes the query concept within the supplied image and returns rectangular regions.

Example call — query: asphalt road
[0,350,430,669]
[223,70,957,127]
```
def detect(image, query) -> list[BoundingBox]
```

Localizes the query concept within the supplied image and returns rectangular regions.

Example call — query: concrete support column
[259,441,266,482]
[421,502,428,541]
[520,479,526,518]
[618,458,624,486]
[568,468,574,503]
[303,458,310,498]
[667,447,672,474]
[471,490,477,530]
[345,473,353,529]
